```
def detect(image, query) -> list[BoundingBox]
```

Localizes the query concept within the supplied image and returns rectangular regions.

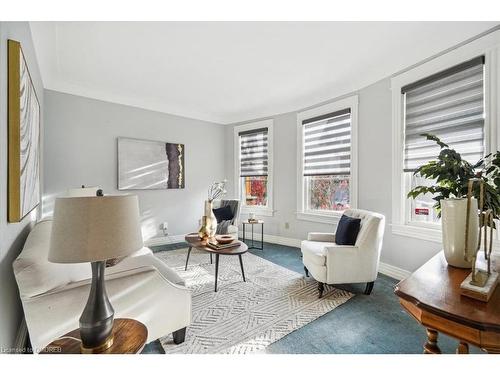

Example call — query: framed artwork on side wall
[118,137,185,190]
[8,39,41,223]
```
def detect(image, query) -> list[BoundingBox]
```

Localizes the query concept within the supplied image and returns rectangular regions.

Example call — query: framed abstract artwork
[118,137,185,190]
[8,40,41,223]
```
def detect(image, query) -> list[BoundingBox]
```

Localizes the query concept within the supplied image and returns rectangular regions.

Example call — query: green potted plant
[407,134,500,268]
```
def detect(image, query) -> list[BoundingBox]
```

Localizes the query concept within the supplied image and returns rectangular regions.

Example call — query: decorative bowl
[215,235,234,244]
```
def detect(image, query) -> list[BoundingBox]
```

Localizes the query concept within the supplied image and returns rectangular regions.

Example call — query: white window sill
[391,223,500,254]
[241,206,274,217]
[391,223,442,243]
[296,212,341,225]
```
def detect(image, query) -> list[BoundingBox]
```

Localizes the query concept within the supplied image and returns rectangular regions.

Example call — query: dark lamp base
[80,334,114,354]
[79,261,115,350]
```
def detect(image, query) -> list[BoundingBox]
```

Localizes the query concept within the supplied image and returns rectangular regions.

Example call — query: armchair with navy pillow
[301,209,385,298]
[212,199,241,239]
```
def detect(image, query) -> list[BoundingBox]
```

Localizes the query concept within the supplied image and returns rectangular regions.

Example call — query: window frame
[233,119,274,217]
[391,31,500,242]
[296,95,359,224]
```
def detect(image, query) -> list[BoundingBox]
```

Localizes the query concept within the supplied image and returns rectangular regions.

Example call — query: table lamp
[48,193,143,353]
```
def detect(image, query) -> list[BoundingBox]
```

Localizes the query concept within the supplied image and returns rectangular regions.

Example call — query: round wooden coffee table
[184,233,248,292]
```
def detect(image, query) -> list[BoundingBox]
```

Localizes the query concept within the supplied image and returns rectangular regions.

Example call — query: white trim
[144,234,185,247]
[236,231,411,280]
[261,234,412,280]
[154,231,412,280]
[238,230,302,248]
[146,230,500,254]
[148,230,497,281]
[259,233,302,248]
[391,224,442,243]
[492,44,500,155]
[391,30,500,241]
[233,119,274,216]
[378,262,411,281]
[296,95,359,223]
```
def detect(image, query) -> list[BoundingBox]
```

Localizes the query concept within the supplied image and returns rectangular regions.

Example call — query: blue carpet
[142,241,480,354]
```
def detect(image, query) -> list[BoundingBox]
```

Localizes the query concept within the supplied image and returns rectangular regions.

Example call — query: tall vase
[198,216,210,241]
[441,198,478,268]
[198,200,217,240]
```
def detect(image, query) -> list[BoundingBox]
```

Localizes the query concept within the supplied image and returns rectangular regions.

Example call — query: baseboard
[245,232,302,248]
[14,318,28,352]
[239,231,411,280]
[378,262,411,281]
[144,234,185,247]
[147,232,304,248]
[147,231,411,280]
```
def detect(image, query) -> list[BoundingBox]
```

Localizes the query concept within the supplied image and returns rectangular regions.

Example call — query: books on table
[207,240,239,250]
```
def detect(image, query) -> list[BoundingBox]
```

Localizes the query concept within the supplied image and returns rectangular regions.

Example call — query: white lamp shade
[49,195,144,263]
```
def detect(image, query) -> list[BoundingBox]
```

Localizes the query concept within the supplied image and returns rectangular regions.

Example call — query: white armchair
[13,220,192,351]
[301,209,385,298]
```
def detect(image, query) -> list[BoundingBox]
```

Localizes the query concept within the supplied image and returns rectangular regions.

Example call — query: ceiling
[30,21,499,124]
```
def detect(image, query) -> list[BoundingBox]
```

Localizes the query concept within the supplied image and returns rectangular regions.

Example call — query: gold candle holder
[461,179,499,301]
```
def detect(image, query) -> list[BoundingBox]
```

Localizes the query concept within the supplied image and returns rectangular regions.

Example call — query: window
[242,176,268,206]
[239,127,268,207]
[402,57,486,227]
[297,96,358,223]
[303,109,352,212]
[234,120,273,216]
[402,57,485,227]
[391,31,499,242]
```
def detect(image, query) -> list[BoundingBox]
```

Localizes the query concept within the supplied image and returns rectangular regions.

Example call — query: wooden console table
[394,252,500,354]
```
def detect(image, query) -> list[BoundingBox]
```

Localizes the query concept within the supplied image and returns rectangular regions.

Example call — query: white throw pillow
[13,220,91,299]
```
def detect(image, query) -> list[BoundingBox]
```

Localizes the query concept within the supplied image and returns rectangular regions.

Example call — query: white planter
[441,198,478,268]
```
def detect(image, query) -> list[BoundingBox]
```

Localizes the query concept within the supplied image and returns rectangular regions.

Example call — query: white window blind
[302,109,351,176]
[239,127,268,177]
[403,56,485,172]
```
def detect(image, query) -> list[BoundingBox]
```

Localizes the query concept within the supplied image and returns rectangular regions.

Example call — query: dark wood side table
[394,252,500,354]
[242,220,264,250]
[184,233,248,292]
[40,318,148,354]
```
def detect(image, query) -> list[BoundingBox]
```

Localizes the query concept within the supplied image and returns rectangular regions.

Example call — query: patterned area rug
[156,248,353,354]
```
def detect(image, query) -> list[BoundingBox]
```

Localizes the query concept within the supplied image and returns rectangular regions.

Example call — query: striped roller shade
[303,109,352,176]
[402,56,485,172]
[239,127,268,177]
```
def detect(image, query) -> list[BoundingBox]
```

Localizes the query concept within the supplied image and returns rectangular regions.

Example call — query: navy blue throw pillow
[335,215,361,246]
[213,205,234,222]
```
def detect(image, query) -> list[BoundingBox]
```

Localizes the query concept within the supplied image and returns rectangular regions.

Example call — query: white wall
[224,78,442,274]
[357,79,440,272]
[43,90,226,242]
[0,22,44,350]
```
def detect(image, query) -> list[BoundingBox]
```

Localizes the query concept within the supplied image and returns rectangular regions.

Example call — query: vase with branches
[407,134,500,267]
[207,180,227,202]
